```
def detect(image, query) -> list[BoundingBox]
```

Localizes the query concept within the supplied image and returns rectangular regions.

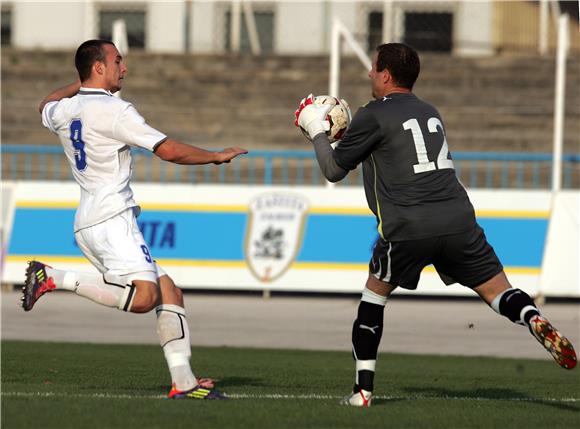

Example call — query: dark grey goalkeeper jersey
[333,92,476,241]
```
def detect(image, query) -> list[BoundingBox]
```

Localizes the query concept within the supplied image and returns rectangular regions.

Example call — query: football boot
[22,261,56,311]
[167,383,227,400]
[340,388,372,407]
[529,315,577,369]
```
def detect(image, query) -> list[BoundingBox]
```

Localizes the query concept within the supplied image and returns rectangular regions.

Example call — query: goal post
[327,18,371,187]
[328,17,372,99]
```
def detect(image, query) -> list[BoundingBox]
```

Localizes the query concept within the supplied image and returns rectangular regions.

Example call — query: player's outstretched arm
[154,138,248,165]
[38,80,81,114]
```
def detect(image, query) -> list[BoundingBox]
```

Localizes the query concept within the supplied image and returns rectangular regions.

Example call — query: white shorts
[75,208,166,283]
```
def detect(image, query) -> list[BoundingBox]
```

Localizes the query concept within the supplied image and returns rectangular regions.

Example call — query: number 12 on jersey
[69,119,87,171]
[403,117,454,174]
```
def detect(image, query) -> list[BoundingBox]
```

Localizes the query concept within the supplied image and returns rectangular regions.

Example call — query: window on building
[224,10,274,54]
[404,12,453,52]
[559,1,580,23]
[1,8,11,46]
[99,10,146,49]
[367,11,383,53]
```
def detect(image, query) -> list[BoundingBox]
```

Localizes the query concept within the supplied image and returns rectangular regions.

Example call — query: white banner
[3,181,576,297]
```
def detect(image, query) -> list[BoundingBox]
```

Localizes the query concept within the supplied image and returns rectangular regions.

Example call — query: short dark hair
[75,40,115,82]
[376,43,420,90]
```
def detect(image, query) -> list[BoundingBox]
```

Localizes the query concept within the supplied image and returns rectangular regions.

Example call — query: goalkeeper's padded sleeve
[312,134,348,182]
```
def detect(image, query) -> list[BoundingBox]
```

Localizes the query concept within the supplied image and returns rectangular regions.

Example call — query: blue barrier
[1,144,579,189]
[8,205,547,270]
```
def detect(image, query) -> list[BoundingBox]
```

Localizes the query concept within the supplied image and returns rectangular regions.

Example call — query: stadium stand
[2,49,578,154]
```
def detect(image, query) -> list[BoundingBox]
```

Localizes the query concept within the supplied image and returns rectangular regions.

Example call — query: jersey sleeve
[41,101,59,133]
[332,106,383,171]
[113,104,167,151]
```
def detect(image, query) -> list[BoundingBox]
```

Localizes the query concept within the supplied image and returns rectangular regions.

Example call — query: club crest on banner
[245,193,309,282]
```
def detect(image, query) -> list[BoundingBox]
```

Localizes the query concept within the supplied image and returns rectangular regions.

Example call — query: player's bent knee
[365,274,396,299]
[131,281,160,313]
[361,287,388,306]
[159,275,184,306]
[173,286,183,302]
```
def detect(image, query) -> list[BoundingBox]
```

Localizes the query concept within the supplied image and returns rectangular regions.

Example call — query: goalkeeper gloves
[294,94,332,140]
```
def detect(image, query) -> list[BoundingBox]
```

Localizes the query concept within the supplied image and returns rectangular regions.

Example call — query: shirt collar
[78,87,114,96]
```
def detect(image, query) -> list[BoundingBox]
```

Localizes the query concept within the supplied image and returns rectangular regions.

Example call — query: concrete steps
[2,48,578,154]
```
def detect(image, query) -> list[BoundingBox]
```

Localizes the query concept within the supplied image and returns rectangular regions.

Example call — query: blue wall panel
[8,207,548,268]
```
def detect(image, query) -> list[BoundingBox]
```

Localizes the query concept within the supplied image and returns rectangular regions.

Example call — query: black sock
[494,288,540,327]
[352,301,384,392]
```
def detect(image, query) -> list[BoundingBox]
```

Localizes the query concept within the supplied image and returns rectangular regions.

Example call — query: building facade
[0,1,575,55]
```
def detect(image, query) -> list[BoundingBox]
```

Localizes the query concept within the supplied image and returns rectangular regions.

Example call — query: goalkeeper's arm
[312,134,348,183]
[296,97,348,182]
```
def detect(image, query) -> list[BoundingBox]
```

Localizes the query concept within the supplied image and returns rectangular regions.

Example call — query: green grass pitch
[2,340,579,428]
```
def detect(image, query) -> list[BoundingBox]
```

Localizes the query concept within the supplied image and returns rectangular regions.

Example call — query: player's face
[101,44,127,93]
[368,54,388,99]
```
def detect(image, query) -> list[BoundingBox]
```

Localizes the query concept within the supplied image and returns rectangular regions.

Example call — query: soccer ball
[300,95,352,143]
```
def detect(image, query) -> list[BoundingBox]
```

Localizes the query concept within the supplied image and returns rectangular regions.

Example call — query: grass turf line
[2,340,579,429]
[3,391,580,402]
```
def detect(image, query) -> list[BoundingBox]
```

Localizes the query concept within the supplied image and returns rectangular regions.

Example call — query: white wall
[8,1,495,57]
[190,0,216,53]
[455,1,494,56]
[276,1,326,54]
[147,1,186,53]
[328,0,359,55]
[13,1,86,49]
[10,0,189,52]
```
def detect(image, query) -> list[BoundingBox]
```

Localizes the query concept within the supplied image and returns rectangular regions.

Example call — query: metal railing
[1,145,579,189]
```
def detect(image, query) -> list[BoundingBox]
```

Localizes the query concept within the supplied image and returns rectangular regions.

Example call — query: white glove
[294,94,332,140]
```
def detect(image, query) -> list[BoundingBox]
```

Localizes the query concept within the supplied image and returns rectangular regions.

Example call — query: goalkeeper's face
[101,44,127,93]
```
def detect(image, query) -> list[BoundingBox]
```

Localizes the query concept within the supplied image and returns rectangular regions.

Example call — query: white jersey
[42,87,167,232]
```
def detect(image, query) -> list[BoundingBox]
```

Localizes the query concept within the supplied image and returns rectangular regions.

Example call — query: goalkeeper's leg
[475,272,576,370]
[343,274,396,407]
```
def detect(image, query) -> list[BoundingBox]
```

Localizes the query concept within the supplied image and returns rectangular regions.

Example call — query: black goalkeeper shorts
[369,224,503,290]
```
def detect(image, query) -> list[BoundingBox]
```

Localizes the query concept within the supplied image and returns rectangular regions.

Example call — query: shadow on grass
[372,386,579,412]
[110,377,268,396]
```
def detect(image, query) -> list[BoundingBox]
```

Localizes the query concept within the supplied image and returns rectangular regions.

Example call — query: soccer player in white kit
[22,39,247,400]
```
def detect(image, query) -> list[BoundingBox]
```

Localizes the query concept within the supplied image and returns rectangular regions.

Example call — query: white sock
[355,359,376,389]
[45,267,135,311]
[156,304,196,391]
